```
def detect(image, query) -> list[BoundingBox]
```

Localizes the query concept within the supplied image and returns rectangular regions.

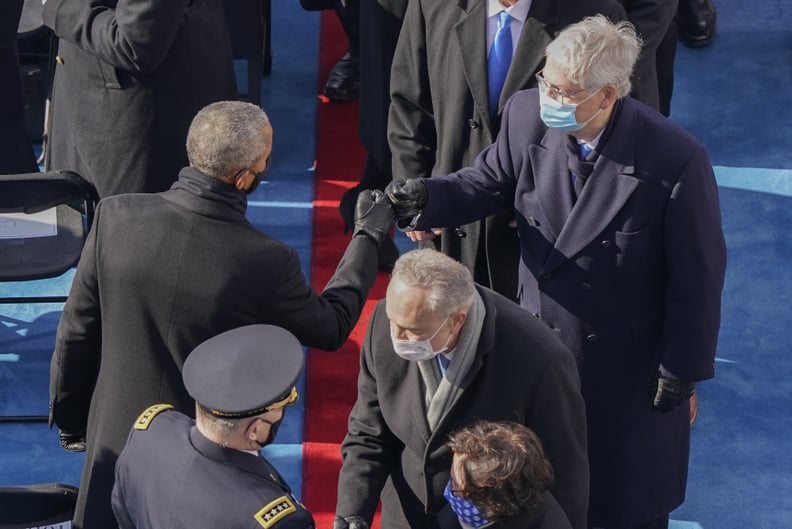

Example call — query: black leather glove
[384,178,427,226]
[651,372,696,412]
[333,516,369,529]
[353,189,395,247]
[59,429,86,452]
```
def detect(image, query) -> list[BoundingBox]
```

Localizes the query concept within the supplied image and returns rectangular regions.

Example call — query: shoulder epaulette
[133,404,174,431]
[254,496,297,529]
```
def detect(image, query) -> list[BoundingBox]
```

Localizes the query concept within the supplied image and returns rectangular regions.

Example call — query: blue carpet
[2,0,791,528]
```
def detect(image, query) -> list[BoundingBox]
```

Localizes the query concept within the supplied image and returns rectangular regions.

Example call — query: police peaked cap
[183,324,305,419]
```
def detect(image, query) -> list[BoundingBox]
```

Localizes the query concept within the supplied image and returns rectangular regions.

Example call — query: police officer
[112,324,313,529]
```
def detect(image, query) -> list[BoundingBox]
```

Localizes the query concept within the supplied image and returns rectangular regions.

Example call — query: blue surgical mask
[539,87,603,132]
[443,481,490,528]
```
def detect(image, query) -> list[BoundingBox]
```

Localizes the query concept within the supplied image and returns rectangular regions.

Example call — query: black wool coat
[42,0,237,198]
[51,168,380,529]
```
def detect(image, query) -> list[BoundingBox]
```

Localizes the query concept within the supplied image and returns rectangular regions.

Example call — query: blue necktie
[573,143,594,196]
[488,11,513,117]
[438,354,450,376]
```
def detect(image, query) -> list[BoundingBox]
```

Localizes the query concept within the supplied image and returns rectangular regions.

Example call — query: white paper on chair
[0,207,58,239]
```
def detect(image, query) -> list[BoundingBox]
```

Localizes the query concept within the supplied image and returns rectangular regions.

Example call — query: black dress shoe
[678,0,716,48]
[323,51,360,101]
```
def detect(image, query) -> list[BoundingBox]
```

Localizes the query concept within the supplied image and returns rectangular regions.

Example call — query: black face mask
[252,415,283,448]
[245,154,272,196]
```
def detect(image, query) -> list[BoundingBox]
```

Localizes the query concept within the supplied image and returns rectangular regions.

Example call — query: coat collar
[162,167,249,220]
[536,98,640,272]
[189,425,291,492]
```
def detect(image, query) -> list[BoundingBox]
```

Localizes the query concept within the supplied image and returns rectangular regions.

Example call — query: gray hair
[545,15,642,98]
[196,405,247,439]
[186,101,270,179]
[391,249,476,315]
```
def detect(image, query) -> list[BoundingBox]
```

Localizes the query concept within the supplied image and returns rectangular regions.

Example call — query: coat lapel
[543,102,641,272]
[454,0,493,131]
[499,17,551,112]
[529,131,576,241]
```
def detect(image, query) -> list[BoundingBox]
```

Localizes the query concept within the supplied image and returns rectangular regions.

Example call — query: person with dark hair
[50,101,394,529]
[441,420,572,529]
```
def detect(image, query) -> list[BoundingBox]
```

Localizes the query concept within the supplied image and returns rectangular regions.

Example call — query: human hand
[59,429,86,452]
[353,189,395,247]
[406,228,442,242]
[384,178,427,226]
[650,372,695,412]
[333,516,369,529]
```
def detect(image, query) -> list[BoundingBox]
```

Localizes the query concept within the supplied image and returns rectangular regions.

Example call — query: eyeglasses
[535,70,588,104]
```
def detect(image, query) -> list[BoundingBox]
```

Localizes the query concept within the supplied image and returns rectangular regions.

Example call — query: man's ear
[234,170,250,191]
[451,312,468,335]
[601,84,619,108]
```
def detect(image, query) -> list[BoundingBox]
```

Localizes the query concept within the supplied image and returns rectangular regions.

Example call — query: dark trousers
[333,0,359,56]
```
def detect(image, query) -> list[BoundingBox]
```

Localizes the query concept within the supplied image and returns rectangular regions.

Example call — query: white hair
[545,15,642,98]
[390,249,476,315]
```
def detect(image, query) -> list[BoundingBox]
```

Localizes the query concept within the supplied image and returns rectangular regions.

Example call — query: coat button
[586,334,598,342]
[527,217,541,227]
[56,55,64,65]
[600,240,613,248]
[468,119,480,129]
[581,282,591,290]
[532,312,540,318]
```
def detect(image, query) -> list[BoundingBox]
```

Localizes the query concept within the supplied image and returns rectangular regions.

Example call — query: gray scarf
[417,291,486,430]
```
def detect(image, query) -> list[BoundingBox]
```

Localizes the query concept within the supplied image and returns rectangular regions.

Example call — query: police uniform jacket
[335,286,589,529]
[50,167,380,529]
[388,0,626,298]
[42,0,237,198]
[113,406,314,529]
[414,90,727,527]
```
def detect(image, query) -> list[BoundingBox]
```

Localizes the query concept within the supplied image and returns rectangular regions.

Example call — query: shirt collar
[488,0,532,23]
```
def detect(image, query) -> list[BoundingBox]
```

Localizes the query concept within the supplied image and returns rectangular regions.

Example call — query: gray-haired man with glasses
[386,15,726,529]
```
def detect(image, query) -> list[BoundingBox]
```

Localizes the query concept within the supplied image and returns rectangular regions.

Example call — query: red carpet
[302,12,388,529]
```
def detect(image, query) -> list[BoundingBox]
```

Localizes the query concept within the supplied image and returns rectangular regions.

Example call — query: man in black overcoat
[41,0,237,198]
[388,0,626,298]
[386,16,727,529]
[50,101,395,529]
[334,249,588,529]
